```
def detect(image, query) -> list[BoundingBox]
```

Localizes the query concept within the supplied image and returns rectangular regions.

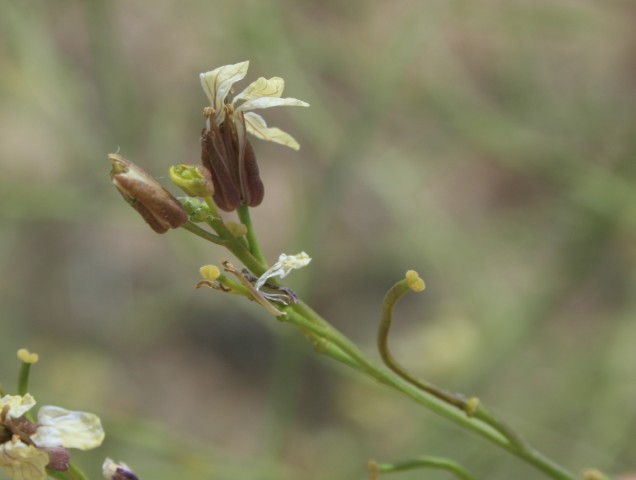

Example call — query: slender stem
[281,307,509,448]
[181,221,224,245]
[17,362,31,396]
[379,279,528,451]
[370,456,479,480]
[237,205,267,265]
[378,279,468,409]
[67,463,89,480]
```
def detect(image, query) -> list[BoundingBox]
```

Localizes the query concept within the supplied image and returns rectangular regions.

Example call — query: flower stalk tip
[17,349,38,365]
[405,270,425,292]
[199,265,221,281]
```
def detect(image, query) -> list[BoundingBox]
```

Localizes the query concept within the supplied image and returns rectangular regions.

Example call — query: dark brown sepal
[201,128,242,211]
[241,138,264,207]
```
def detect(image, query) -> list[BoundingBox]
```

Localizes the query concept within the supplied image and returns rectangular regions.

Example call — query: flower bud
[109,154,188,234]
[169,164,214,197]
[180,197,212,222]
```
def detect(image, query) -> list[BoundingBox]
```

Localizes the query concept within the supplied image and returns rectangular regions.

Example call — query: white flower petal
[256,252,311,290]
[200,61,250,118]
[244,112,301,150]
[0,394,36,420]
[32,406,104,450]
[0,439,49,480]
[234,76,285,102]
[237,96,309,113]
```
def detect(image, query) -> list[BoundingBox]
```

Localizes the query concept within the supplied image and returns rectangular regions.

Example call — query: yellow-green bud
[17,349,39,364]
[169,164,214,197]
[405,270,425,292]
[109,154,188,234]
[200,265,221,281]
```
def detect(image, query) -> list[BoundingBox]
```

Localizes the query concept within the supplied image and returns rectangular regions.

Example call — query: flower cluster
[199,61,309,211]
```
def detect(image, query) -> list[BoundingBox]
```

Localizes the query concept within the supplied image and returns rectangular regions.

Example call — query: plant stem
[237,205,267,265]
[184,209,577,480]
[370,456,479,480]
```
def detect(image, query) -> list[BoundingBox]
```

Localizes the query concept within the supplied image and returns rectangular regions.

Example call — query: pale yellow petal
[0,394,36,420]
[244,112,301,150]
[0,439,49,480]
[237,95,309,113]
[234,76,285,102]
[199,61,249,117]
[32,406,105,450]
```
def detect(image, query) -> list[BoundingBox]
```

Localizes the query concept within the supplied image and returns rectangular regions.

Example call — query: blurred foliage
[1,0,636,479]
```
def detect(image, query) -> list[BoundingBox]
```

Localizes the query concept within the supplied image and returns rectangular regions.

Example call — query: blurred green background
[1,0,636,479]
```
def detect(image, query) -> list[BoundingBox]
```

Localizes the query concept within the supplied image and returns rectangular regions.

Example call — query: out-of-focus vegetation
[1,1,635,479]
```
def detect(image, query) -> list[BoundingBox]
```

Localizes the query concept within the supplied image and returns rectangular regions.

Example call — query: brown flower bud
[109,154,188,233]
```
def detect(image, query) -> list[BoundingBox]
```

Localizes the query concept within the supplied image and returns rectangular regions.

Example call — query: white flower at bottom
[255,252,312,290]
[0,394,105,480]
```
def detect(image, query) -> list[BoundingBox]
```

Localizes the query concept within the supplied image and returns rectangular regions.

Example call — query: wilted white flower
[256,252,312,290]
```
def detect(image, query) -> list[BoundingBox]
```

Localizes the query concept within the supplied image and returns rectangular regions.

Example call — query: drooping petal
[255,252,312,290]
[200,61,249,123]
[243,112,301,150]
[0,438,49,480]
[32,406,104,450]
[0,394,36,420]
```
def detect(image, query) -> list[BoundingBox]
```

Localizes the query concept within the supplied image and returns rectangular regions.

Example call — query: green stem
[237,205,267,265]
[186,202,576,480]
[17,362,31,396]
[46,463,87,480]
[378,279,468,409]
[181,221,224,245]
[370,456,478,480]
[379,279,528,452]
